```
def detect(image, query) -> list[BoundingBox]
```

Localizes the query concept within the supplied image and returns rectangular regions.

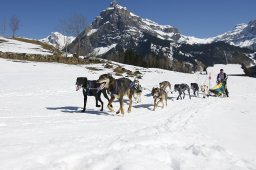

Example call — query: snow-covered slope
[179,35,213,45]
[173,20,256,50]
[40,32,75,50]
[0,36,52,55]
[180,21,256,49]
[0,58,256,170]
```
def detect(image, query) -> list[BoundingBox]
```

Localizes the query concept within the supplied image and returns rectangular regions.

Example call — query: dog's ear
[107,73,113,77]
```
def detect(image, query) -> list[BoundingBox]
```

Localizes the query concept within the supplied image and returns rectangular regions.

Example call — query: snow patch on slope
[87,29,98,36]
[179,35,214,45]
[92,44,117,56]
[0,36,52,55]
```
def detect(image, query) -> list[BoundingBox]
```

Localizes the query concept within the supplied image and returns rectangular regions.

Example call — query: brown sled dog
[151,87,167,111]
[97,74,133,116]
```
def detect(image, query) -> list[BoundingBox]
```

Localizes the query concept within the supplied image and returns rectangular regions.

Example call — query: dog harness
[84,81,101,96]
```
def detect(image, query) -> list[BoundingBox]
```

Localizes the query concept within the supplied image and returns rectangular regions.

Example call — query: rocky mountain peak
[67,3,255,73]
[92,2,140,30]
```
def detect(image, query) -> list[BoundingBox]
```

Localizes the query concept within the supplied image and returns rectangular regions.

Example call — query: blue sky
[0,0,255,39]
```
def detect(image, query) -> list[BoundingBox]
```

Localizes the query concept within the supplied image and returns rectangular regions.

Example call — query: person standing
[217,69,229,97]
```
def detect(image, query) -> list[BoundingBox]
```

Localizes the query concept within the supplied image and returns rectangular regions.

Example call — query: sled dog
[76,77,110,112]
[151,87,167,111]
[97,74,133,115]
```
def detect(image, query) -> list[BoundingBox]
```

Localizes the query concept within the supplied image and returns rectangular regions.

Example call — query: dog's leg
[97,93,104,111]
[82,95,87,112]
[95,96,101,107]
[116,96,122,114]
[103,89,112,107]
[161,99,164,108]
[156,99,163,109]
[153,98,157,111]
[107,96,115,112]
[119,96,125,115]
[128,93,132,113]
[103,89,110,101]
[177,90,181,100]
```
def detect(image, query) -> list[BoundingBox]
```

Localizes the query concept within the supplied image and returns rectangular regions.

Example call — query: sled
[209,82,226,97]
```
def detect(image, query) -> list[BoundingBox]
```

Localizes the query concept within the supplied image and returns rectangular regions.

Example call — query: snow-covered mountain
[211,20,256,50]
[68,2,180,56]
[181,20,256,51]
[40,32,75,50]
[68,2,255,72]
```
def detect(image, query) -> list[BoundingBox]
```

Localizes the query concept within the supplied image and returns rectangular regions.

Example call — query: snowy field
[0,58,256,170]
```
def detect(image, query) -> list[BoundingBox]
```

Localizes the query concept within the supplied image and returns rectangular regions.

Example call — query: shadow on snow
[46,106,112,116]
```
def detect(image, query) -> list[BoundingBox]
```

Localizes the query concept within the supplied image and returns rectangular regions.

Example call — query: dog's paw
[81,109,85,112]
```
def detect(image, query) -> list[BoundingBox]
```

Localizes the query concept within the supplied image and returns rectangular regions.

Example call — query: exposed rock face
[68,3,180,56]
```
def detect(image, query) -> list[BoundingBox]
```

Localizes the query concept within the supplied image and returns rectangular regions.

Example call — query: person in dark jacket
[217,69,229,97]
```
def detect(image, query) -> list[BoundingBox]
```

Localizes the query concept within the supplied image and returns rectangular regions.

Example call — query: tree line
[108,49,172,70]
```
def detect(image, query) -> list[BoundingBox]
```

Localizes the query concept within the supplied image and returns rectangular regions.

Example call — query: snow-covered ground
[0,37,52,55]
[0,58,256,170]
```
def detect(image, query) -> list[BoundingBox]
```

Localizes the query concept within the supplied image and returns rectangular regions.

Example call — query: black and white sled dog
[131,78,143,103]
[97,74,133,116]
[76,77,110,112]
[190,83,199,97]
[174,83,191,100]
[200,85,209,98]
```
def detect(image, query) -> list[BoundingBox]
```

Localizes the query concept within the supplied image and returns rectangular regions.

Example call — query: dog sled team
[75,69,229,116]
